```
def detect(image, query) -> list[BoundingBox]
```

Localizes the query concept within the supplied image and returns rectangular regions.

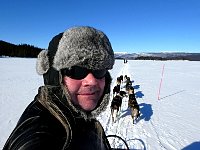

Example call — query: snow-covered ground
[0,58,200,150]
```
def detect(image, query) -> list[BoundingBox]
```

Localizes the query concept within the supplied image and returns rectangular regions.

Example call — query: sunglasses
[61,66,107,80]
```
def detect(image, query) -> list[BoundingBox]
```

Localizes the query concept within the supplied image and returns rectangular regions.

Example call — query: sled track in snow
[106,62,148,150]
[105,62,134,149]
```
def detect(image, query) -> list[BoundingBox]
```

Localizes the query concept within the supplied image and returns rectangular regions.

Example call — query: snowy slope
[1,58,200,150]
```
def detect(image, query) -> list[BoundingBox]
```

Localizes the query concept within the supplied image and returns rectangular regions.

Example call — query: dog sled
[107,135,130,150]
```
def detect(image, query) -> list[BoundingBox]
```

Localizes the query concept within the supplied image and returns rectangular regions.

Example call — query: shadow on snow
[181,141,200,150]
[120,103,153,122]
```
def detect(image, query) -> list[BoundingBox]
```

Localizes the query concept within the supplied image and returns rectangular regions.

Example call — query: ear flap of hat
[36,50,50,75]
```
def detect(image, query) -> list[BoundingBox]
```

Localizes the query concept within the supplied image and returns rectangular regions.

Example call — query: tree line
[135,56,187,61]
[0,40,43,58]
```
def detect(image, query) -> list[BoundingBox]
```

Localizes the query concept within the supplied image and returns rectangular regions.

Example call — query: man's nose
[82,73,98,86]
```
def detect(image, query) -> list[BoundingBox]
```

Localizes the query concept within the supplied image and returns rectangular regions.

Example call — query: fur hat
[36,26,114,77]
[36,26,114,119]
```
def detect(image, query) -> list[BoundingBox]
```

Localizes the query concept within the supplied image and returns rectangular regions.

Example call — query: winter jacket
[3,86,111,150]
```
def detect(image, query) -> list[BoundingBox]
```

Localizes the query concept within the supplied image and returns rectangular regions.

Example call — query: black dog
[113,84,120,97]
[116,75,123,85]
[110,95,122,123]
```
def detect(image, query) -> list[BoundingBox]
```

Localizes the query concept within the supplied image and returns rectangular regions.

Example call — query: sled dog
[128,87,140,124]
[111,95,122,123]
[113,84,120,97]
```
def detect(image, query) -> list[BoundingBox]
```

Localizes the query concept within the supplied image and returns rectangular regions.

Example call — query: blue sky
[1,0,200,53]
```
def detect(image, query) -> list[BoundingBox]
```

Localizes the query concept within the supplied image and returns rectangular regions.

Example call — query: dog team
[110,75,140,124]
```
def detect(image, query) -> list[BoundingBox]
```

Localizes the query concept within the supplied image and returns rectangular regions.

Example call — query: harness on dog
[111,95,122,106]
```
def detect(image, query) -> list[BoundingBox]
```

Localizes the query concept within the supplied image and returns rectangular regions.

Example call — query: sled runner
[107,135,130,150]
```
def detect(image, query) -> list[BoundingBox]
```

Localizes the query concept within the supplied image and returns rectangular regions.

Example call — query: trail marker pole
[158,64,165,100]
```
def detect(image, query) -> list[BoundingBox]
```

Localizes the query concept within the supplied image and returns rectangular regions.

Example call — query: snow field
[1,58,200,150]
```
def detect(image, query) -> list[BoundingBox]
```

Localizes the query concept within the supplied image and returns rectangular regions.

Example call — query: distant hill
[1,40,200,60]
[114,52,200,61]
[0,40,42,57]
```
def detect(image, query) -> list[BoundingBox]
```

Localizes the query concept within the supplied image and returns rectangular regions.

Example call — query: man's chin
[80,101,98,111]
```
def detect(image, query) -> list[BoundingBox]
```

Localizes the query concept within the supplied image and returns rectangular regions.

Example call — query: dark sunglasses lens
[61,67,87,79]
[62,66,107,80]
[72,66,88,79]
[63,66,88,80]
[92,70,107,79]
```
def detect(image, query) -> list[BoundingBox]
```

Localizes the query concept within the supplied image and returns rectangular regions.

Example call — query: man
[3,26,115,150]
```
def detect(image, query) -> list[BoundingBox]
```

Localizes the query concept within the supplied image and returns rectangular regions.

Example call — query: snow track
[99,62,147,149]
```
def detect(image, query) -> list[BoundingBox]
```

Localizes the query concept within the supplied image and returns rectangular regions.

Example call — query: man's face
[63,73,105,111]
